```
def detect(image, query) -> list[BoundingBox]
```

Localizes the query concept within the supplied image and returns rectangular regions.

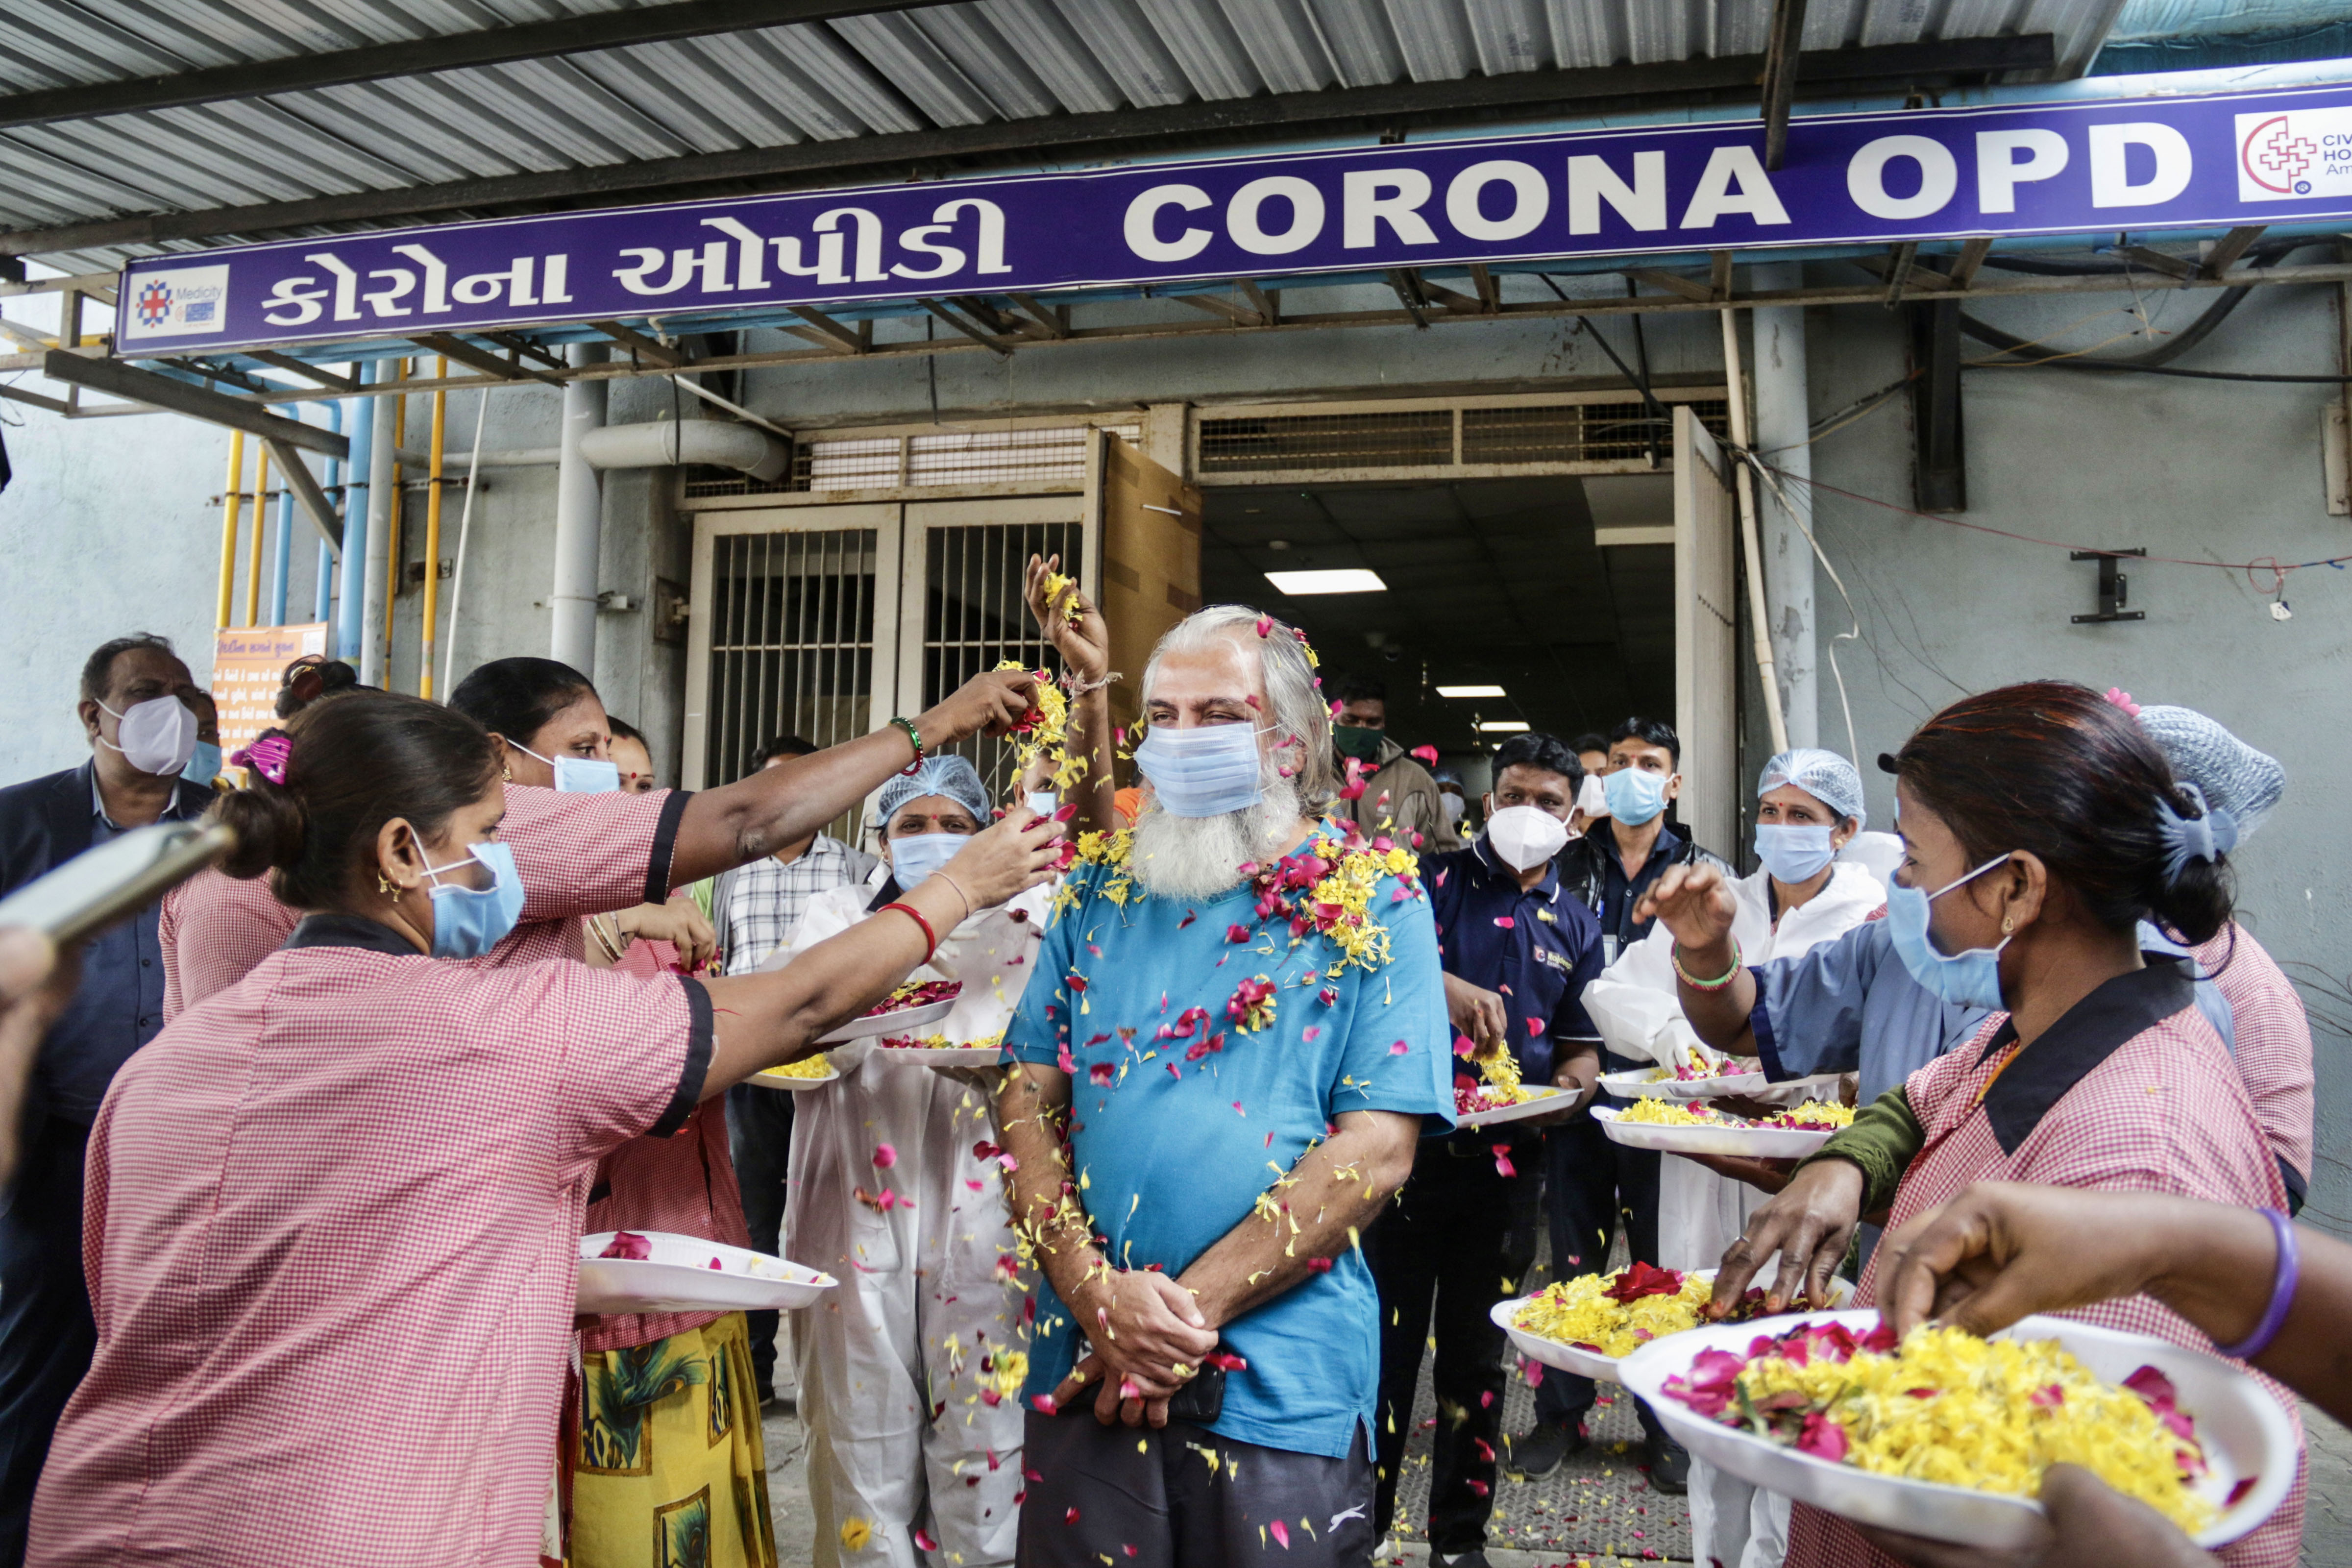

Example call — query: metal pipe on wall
[315,397,342,624]
[270,436,294,628]
[550,341,608,676]
[1718,307,1790,759]
[360,366,398,685]
[245,444,269,628]
[1748,261,1818,752]
[336,364,373,660]
[384,361,407,674]
[216,431,245,632]
[419,360,447,700]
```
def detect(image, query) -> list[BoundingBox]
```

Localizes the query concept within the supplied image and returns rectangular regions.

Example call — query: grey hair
[1140,604,1336,813]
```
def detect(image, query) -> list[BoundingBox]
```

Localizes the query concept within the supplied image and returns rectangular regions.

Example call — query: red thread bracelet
[881,901,937,963]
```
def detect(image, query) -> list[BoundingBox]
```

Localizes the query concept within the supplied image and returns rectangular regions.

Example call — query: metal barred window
[703,528,877,840]
[1195,400,1730,474]
[922,520,1082,800]
[684,424,1138,497]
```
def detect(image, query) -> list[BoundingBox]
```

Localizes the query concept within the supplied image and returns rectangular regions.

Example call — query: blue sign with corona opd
[116,79,2352,355]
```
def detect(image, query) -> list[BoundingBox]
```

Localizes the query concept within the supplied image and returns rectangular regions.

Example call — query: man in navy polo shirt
[1368,732,1605,1567]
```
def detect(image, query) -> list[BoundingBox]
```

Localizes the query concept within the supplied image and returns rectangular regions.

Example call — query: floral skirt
[564,1312,777,1568]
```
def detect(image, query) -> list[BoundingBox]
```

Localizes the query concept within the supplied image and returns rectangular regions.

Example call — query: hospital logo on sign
[2236,109,2352,201]
[119,264,231,340]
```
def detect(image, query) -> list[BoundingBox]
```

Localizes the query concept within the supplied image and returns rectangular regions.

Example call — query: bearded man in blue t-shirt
[997,604,1454,1568]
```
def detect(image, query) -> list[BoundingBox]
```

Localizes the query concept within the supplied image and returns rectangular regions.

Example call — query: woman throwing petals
[1707,682,2303,1568]
[25,692,1063,1568]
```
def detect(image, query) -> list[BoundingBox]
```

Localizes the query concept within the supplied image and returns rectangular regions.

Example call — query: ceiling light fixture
[1478,720,1531,734]
[1264,568,1386,595]
[1436,684,1507,698]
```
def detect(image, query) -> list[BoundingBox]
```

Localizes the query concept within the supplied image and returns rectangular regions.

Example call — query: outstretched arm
[698,812,1062,1093]
[1634,861,1758,1054]
[668,668,1039,883]
[1023,554,1119,840]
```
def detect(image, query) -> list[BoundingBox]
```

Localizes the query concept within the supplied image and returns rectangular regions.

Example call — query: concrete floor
[761,1323,2352,1567]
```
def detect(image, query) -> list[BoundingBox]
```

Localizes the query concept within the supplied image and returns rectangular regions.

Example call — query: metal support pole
[245,444,269,628]
[360,369,397,685]
[1749,261,1817,750]
[316,398,342,623]
[384,360,407,673]
[420,361,448,699]
[550,342,608,675]
[336,364,373,659]
[268,415,294,627]
[1718,307,1790,759]
[216,431,245,633]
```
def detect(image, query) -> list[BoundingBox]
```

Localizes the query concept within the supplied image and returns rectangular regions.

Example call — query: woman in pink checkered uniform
[1692,683,2305,1568]
[25,691,1064,1568]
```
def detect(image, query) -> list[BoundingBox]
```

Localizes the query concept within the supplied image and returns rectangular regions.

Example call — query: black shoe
[1643,1430,1691,1494]
[1504,1420,1587,1478]
[1432,1552,1492,1568]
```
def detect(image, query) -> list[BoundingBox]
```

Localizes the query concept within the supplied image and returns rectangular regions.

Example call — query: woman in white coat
[778,755,1042,1568]
[1589,748,1882,1568]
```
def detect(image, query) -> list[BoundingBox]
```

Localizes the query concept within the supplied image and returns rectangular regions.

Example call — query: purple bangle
[2217,1207,2299,1362]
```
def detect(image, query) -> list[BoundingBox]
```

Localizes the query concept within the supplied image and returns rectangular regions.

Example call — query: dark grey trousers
[1017,1410,1376,1567]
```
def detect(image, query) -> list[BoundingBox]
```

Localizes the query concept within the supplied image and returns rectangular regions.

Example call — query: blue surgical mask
[1133,723,1267,818]
[181,741,223,786]
[1755,824,1836,884]
[889,830,969,888]
[1026,791,1058,818]
[513,741,621,794]
[423,841,527,960]
[1884,853,2013,1011]
[1602,765,1669,826]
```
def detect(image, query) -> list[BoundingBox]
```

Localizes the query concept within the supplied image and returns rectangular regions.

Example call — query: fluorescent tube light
[1478,720,1531,734]
[1436,684,1507,698]
[1263,568,1387,595]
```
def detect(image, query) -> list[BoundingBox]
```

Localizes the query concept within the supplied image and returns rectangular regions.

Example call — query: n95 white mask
[1485,805,1570,871]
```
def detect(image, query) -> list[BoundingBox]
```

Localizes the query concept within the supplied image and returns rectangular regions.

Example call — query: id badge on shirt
[1602,935,1620,966]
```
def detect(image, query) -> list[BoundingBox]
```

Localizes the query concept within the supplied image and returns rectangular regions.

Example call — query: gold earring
[2000,915,2014,934]
[377,872,402,904]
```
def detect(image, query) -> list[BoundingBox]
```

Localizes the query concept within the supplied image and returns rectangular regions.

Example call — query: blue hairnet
[2137,705,2285,842]
[877,754,992,828]
[1758,746,1867,830]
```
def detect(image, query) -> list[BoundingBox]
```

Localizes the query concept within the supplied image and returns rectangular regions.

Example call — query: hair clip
[2103,686,2142,718]
[231,735,292,785]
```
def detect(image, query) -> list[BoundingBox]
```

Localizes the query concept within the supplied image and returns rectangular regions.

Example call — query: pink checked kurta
[25,921,714,1568]
[1785,972,2306,1568]
[2197,923,2316,1188]
[157,785,743,1350]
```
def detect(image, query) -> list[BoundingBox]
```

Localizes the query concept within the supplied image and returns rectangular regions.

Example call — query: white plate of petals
[577,1231,835,1315]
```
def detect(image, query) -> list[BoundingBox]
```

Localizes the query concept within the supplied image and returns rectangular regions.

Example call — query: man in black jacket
[1515,716,1728,1494]
[0,634,211,1565]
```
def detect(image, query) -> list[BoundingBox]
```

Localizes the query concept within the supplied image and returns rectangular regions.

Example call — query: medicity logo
[118,263,231,340]
[2236,109,2352,200]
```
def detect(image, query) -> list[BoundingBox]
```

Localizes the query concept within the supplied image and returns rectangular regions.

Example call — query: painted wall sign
[117,81,2352,356]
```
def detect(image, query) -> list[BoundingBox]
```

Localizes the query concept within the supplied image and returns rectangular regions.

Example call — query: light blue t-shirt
[1001,828,1453,1459]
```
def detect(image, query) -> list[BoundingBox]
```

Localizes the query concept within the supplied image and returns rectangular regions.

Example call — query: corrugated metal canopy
[0,0,2129,271]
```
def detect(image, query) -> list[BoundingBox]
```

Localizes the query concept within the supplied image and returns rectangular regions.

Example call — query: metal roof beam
[589,320,684,368]
[247,350,357,392]
[1760,0,1809,172]
[40,349,349,456]
[0,0,943,132]
[917,298,1011,357]
[265,439,343,551]
[785,305,866,353]
[0,34,2053,259]
[2204,225,2268,279]
[408,332,563,387]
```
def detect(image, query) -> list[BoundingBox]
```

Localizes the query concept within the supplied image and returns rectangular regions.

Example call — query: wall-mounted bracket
[2070,548,2146,624]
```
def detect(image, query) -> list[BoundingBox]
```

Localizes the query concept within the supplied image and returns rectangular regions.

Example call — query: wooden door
[1088,430,1201,738]
[1673,405,1738,860]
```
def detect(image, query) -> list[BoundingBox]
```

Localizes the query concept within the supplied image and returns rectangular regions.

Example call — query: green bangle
[1671,936,1743,991]
[888,716,924,775]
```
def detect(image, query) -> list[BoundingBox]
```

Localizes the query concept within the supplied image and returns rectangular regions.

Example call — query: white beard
[1128,776,1306,902]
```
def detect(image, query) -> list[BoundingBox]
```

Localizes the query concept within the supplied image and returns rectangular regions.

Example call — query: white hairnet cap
[1758,747,1867,830]
[2136,706,2285,841]
[877,754,992,827]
